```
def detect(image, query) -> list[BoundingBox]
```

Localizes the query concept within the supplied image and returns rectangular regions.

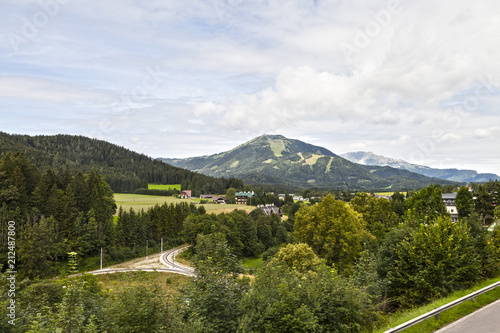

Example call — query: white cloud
[474,127,498,139]
[390,135,412,146]
[0,76,113,103]
[437,132,461,143]
[1,0,500,175]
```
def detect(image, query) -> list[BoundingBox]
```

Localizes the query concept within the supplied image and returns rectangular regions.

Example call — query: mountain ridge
[341,151,499,183]
[162,134,460,190]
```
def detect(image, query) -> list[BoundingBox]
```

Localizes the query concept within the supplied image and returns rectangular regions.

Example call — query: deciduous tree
[294,194,373,272]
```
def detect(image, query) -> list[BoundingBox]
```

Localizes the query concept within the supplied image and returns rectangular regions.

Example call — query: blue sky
[1,0,500,175]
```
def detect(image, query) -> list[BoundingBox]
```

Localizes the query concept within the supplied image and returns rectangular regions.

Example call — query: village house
[179,190,192,199]
[235,191,254,205]
[442,192,459,222]
[200,194,226,204]
[253,204,283,218]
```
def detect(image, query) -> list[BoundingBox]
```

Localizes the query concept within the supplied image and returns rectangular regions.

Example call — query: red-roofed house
[180,190,192,199]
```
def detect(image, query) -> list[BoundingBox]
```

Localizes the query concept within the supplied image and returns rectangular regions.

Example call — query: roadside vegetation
[374,274,500,333]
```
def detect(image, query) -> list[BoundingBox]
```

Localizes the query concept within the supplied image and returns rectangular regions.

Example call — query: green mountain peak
[162,135,456,190]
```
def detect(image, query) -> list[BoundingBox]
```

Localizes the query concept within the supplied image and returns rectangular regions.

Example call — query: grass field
[374,191,407,196]
[114,193,254,214]
[148,184,182,191]
[96,271,190,294]
[242,256,263,270]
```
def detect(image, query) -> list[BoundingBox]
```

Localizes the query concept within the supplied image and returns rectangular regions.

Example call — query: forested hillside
[0,132,243,194]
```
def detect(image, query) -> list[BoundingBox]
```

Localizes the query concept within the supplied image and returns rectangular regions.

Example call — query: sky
[1,0,500,175]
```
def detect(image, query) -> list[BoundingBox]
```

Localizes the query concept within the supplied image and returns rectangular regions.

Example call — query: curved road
[160,245,195,276]
[85,245,195,277]
[435,299,500,333]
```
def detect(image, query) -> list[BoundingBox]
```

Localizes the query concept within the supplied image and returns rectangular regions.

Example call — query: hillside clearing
[148,184,181,190]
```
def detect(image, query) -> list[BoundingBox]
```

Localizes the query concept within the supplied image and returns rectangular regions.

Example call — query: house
[179,190,192,199]
[214,196,226,204]
[235,191,254,205]
[253,204,283,218]
[442,192,458,222]
[200,194,226,204]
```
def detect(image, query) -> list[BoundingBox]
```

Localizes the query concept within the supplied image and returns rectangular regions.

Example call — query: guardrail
[384,280,500,333]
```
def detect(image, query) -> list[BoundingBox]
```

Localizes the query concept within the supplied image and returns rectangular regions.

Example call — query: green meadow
[114,193,254,214]
[148,184,182,191]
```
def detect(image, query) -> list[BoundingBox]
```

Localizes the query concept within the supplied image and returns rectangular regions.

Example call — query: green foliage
[240,264,375,332]
[271,243,323,273]
[178,233,248,332]
[474,184,496,224]
[184,209,288,258]
[456,186,474,218]
[294,194,374,272]
[350,192,400,242]
[225,187,236,204]
[391,217,481,306]
[351,250,386,303]
[18,217,53,278]
[391,191,406,216]
[404,184,448,221]
[103,284,173,332]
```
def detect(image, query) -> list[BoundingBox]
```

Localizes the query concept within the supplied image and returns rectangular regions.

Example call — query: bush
[390,217,481,306]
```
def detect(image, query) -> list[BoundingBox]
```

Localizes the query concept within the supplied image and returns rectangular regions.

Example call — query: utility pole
[161,237,163,253]
[146,240,148,261]
[100,247,103,270]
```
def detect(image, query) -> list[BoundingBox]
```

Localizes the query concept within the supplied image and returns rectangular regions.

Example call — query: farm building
[235,191,254,205]
[180,190,192,199]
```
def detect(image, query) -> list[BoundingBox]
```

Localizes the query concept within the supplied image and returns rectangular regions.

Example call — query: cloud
[1,0,500,175]
[194,102,225,117]
[474,127,498,139]
[437,132,461,143]
[390,135,412,146]
[0,76,112,103]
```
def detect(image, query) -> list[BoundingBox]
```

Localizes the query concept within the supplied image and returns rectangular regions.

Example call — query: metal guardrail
[384,280,500,333]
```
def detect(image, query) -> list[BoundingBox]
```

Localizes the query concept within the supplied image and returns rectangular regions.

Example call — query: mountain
[0,132,243,194]
[162,135,459,191]
[341,151,499,183]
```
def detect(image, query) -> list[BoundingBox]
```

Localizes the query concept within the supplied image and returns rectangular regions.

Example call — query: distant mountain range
[340,151,499,183]
[161,135,459,191]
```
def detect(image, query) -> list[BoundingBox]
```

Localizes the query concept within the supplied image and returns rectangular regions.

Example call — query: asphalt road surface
[435,299,500,333]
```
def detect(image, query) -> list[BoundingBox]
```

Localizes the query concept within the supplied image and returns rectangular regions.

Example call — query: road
[160,245,195,276]
[84,245,195,277]
[435,299,500,333]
